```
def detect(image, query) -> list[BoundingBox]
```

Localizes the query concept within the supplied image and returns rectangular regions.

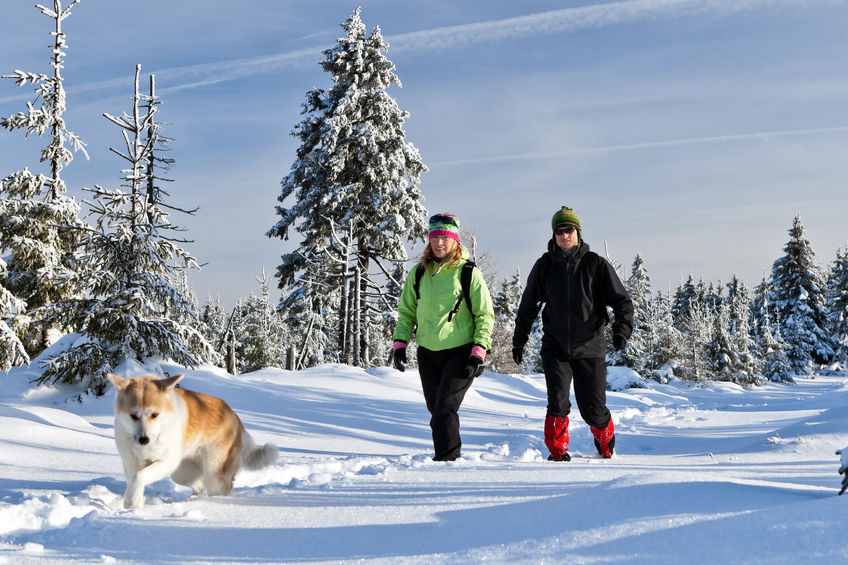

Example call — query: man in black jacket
[512,206,633,460]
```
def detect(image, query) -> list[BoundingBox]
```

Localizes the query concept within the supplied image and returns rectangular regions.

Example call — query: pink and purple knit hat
[428,213,461,243]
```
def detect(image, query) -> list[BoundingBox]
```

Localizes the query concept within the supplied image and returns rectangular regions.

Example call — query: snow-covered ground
[1,357,847,564]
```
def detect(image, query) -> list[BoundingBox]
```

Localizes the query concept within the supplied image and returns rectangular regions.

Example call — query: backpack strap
[413,263,426,300]
[448,261,476,322]
[461,260,475,314]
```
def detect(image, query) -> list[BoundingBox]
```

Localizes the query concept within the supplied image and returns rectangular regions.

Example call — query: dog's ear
[108,373,130,392]
[157,374,184,392]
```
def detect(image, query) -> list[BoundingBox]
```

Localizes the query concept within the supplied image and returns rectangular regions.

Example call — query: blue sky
[2,0,847,307]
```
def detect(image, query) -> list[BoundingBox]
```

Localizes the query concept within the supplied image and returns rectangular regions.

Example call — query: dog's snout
[138,436,150,445]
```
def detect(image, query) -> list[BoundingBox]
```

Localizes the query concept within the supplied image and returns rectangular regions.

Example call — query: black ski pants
[541,348,610,429]
[417,343,475,461]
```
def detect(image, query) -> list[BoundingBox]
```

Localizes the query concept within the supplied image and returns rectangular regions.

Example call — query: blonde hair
[420,240,463,269]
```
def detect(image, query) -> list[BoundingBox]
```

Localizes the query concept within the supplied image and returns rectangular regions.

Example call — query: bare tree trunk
[338,223,353,363]
[220,309,237,374]
[352,267,362,367]
[48,0,66,199]
[225,327,236,375]
[145,74,157,223]
[130,65,142,229]
[339,273,349,362]
[296,315,316,371]
[287,345,296,371]
[356,240,370,367]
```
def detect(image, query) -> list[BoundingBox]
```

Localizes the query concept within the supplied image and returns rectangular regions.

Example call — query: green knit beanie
[551,206,581,232]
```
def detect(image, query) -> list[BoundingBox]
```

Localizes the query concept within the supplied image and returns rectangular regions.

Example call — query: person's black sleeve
[601,259,634,343]
[512,258,545,350]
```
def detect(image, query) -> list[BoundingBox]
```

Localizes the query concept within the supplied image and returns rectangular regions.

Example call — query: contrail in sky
[386,0,818,54]
[430,126,848,166]
[1,0,841,102]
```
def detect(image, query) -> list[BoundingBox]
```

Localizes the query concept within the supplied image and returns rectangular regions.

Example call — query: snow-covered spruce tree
[760,314,793,382]
[277,232,346,367]
[619,257,682,379]
[703,280,724,314]
[37,66,214,394]
[826,246,848,368]
[703,298,760,384]
[672,274,697,328]
[676,293,712,382]
[650,290,683,381]
[749,276,769,336]
[616,254,652,372]
[172,271,199,326]
[237,269,288,373]
[488,268,523,373]
[767,215,835,375]
[748,275,772,363]
[704,303,735,379]
[724,275,760,382]
[199,294,227,357]
[724,274,751,333]
[0,0,88,355]
[0,258,29,371]
[277,259,337,369]
[520,318,544,374]
[267,8,427,368]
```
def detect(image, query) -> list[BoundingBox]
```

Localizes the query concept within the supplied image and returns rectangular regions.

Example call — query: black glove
[612,334,627,351]
[465,355,484,379]
[392,347,407,372]
[512,346,524,365]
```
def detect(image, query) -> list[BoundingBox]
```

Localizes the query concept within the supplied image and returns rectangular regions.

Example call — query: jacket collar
[546,239,589,262]
[428,245,469,273]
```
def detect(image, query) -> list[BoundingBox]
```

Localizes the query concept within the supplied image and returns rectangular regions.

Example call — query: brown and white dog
[108,373,277,509]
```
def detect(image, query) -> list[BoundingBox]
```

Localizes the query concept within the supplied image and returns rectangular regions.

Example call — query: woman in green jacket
[392,213,495,461]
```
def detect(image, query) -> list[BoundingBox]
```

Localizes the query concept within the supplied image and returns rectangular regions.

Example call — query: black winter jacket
[513,240,633,359]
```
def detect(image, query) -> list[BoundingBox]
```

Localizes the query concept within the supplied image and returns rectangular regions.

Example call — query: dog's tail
[241,430,278,470]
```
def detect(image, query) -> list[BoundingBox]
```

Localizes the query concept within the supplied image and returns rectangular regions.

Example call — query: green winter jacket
[393,253,495,352]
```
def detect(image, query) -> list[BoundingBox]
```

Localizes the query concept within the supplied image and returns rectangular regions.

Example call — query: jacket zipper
[565,260,573,357]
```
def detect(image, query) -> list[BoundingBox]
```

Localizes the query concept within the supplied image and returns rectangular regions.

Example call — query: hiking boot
[591,419,615,459]
[544,415,569,461]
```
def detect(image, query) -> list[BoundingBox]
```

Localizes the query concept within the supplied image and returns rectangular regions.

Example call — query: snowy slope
[1,358,848,564]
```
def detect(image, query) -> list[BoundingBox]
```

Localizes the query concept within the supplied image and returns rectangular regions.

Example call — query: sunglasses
[554,226,577,236]
[429,214,458,227]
